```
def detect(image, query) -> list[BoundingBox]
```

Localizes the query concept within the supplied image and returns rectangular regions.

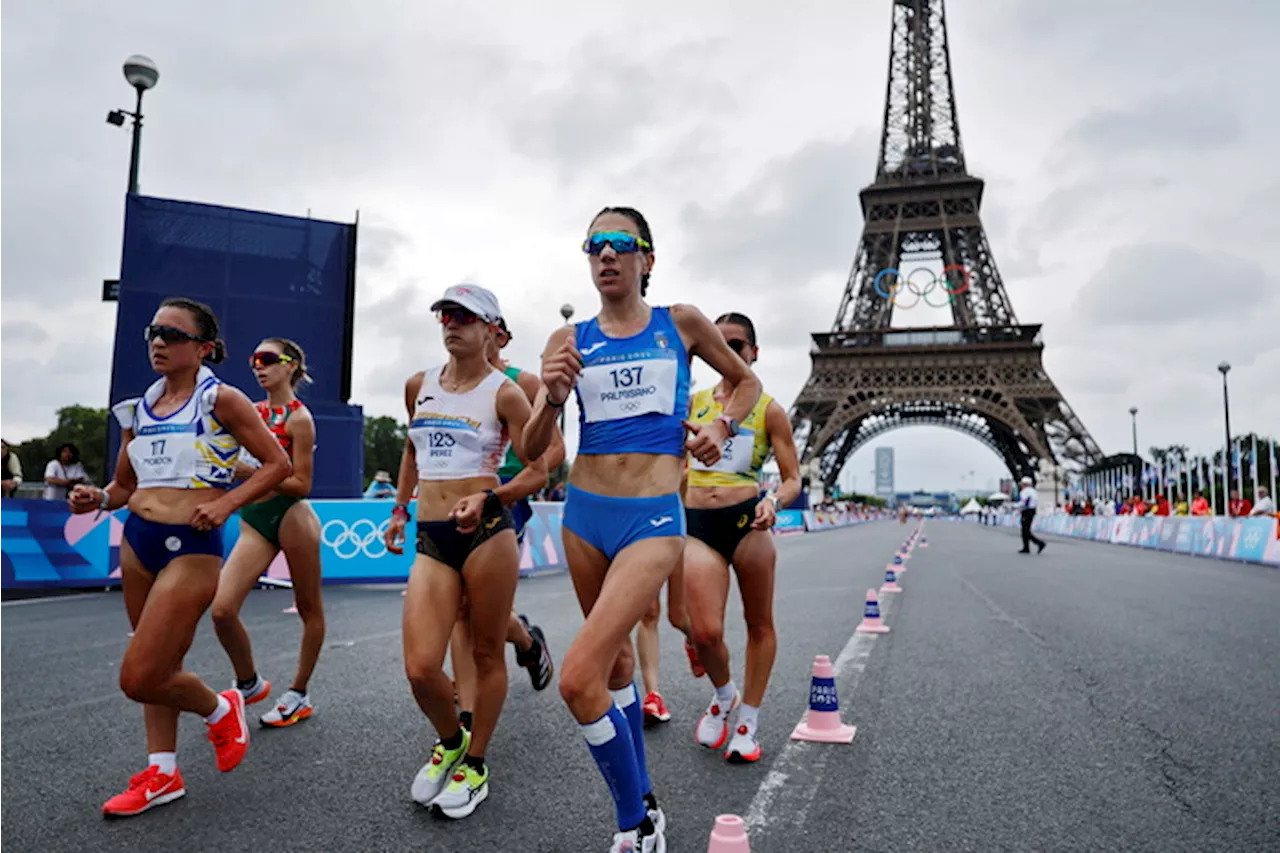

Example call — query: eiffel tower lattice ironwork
[790,0,1103,490]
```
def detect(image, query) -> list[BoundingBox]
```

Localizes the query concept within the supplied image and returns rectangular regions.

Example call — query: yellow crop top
[686,387,773,488]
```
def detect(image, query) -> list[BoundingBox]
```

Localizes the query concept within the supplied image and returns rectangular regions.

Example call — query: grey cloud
[356,224,412,272]
[509,40,738,180]
[1071,243,1275,328]
[679,133,879,291]
[1,321,50,345]
[1060,96,1242,160]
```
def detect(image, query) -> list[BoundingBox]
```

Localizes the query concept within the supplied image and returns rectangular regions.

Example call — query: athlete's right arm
[525,326,580,463]
[69,430,138,514]
[385,372,423,555]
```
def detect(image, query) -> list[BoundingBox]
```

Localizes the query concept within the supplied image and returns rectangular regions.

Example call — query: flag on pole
[1270,439,1278,511]
[1251,435,1259,494]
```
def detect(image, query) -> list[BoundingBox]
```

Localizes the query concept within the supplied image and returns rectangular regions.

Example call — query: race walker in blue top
[522,206,762,853]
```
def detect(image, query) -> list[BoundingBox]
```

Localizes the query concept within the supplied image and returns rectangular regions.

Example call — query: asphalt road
[2,520,1277,852]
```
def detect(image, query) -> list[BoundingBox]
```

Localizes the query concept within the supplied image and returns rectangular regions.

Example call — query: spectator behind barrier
[0,435,21,494]
[43,443,89,501]
[363,470,396,499]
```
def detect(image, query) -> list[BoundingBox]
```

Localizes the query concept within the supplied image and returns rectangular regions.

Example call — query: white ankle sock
[204,694,231,724]
[148,751,177,775]
[714,681,737,705]
[736,703,760,733]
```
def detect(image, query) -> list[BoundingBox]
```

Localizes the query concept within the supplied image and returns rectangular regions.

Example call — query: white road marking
[743,591,895,836]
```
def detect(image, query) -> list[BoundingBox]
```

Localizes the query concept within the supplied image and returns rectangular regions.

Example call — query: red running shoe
[102,766,186,818]
[684,640,706,678]
[642,691,671,725]
[206,689,249,772]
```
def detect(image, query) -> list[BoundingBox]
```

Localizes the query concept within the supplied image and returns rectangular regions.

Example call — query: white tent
[960,498,982,515]
[987,492,1010,502]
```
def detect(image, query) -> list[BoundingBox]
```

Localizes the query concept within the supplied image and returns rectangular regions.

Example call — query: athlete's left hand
[190,498,233,531]
[450,492,487,534]
[684,419,729,467]
[752,497,777,530]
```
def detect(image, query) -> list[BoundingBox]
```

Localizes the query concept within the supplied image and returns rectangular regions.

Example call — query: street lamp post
[1129,406,1139,456]
[106,55,160,194]
[555,303,575,488]
[1219,362,1232,511]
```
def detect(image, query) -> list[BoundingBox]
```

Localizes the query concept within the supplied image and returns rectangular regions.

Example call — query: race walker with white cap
[384,283,550,820]
[449,312,561,735]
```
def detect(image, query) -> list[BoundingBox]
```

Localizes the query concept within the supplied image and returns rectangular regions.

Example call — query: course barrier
[976,511,1280,566]
[1,498,889,590]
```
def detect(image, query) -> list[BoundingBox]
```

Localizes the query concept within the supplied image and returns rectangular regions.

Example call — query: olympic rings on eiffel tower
[872,265,972,308]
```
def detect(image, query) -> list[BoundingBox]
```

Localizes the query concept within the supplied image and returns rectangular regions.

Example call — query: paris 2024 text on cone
[790,654,857,744]
[880,566,903,595]
[855,587,890,634]
[707,814,751,853]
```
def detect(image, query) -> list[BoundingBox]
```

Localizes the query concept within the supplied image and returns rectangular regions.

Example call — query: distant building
[874,447,895,497]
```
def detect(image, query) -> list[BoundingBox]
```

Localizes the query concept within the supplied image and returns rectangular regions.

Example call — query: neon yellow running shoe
[432,760,489,819]
[410,729,471,806]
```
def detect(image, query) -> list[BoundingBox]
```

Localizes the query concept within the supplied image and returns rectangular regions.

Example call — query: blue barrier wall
[1,499,893,590]
[108,195,363,498]
[1,499,572,589]
[971,512,1280,566]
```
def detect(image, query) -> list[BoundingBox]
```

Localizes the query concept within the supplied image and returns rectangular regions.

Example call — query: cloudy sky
[3,0,1276,494]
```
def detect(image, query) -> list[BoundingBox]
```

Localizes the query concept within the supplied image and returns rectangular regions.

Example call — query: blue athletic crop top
[574,306,691,457]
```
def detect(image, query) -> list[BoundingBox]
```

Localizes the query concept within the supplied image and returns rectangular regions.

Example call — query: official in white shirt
[1017,476,1046,554]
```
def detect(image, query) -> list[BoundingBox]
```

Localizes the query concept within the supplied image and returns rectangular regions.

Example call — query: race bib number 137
[579,357,677,423]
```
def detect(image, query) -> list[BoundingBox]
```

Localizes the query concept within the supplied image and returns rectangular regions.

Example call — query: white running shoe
[609,821,666,853]
[410,729,471,806]
[259,690,313,727]
[695,690,740,750]
[724,722,763,763]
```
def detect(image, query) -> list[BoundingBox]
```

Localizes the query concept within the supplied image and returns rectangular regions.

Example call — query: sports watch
[715,415,741,436]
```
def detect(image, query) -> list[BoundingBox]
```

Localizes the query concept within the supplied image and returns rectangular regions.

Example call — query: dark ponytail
[161,297,225,364]
[592,206,654,296]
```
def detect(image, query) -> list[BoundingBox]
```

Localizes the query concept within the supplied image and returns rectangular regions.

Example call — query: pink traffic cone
[790,655,856,743]
[920,535,929,548]
[880,567,903,594]
[707,814,751,852]
[283,603,298,614]
[855,588,890,634]
[889,554,906,574]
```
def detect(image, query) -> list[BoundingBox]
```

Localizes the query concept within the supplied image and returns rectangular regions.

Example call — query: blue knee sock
[580,703,647,831]
[610,682,653,800]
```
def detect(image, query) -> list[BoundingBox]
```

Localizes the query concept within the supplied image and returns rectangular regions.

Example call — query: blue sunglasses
[582,231,652,255]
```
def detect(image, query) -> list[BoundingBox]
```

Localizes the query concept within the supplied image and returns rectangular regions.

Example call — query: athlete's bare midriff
[569,453,684,498]
[128,487,226,525]
[415,475,501,522]
[685,483,759,510]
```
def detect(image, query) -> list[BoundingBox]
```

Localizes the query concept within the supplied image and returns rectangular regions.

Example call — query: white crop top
[408,366,511,481]
[112,366,241,490]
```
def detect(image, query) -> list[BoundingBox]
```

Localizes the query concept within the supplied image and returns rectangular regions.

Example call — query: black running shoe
[515,614,554,691]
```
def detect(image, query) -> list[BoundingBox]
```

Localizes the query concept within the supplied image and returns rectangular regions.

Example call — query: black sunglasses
[145,324,206,345]
[726,339,750,354]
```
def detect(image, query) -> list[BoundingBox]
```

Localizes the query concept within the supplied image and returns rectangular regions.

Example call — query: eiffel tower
[790,0,1103,491]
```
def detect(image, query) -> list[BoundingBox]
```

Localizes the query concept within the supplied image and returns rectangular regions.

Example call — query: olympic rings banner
[973,511,1280,566]
[873,265,971,309]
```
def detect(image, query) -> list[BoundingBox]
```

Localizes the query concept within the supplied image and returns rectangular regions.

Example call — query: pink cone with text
[855,588,890,634]
[790,654,856,743]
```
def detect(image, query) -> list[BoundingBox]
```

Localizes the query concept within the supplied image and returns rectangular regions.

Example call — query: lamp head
[123,55,159,91]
